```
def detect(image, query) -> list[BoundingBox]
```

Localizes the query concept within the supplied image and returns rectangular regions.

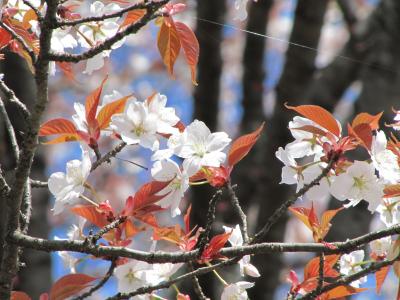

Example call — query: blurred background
[2,0,400,298]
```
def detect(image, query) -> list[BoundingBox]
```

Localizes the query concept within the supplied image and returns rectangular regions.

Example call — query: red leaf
[200,232,231,263]
[70,205,109,228]
[285,104,341,137]
[157,17,181,76]
[0,28,12,48]
[352,112,383,130]
[120,9,146,29]
[49,274,97,300]
[123,219,143,239]
[39,118,77,136]
[11,291,31,300]
[384,184,400,198]
[304,255,340,280]
[97,95,131,130]
[323,285,367,299]
[123,180,171,215]
[175,21,199,85]
[376,265,391,294]
[348,123,373,150]
[56,62,75,81]
[228,122,265,167]
[319,207,344,241]
[85,76,107,125]
[289,206,313,232]
[184,205,192,234]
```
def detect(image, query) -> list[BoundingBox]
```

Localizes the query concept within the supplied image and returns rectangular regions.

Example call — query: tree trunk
[249,1,328,299]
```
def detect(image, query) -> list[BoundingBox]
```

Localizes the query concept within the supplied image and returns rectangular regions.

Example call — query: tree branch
[72,259,117,300]
[0,96,19,163]
[23,0,43,22]
[45,1,168,63]
[91,141,126,172]
[226,182,249,244]
[88,216,127,245]
[0,79,31,120]
[187,262,208,300]
[251,157,336,244]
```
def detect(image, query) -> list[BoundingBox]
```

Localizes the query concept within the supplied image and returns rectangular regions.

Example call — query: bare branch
[8,223,400,264]
[251,157,337,244]
[30,179,48,188]
[0,79,31,119]
[226,182,249,244]
[196,189,222,256]
[72,259,117,300]
[55,1,152,28]
[46,1,168,63]
[0,96,19,163]
[0,21,37,64]
[88,216,127,244]
[187,262,207,300]
[91,142,126,172]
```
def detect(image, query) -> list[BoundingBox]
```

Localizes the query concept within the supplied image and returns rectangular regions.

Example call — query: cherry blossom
[376,198,400,227]
[221,281,255,300]
[145,93,180,135]
[111,100,159,150]
[151,159,193,217]
[339,250,367,288]
[330,160,383,212]
[370,236,392,257]
[223,225,260,277]
[48,151,91,215]
[114,260,156,294]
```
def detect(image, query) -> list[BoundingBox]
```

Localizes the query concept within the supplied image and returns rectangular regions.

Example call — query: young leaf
[228,122,265,167]
[85,76,108,125]
[42,134,80,145]
[352,112,382,130]
[323,285,367,299]
[11,291,31,300]
[70,205,109,228]
[49,274,97,300]
[347,123,373,150]
[384,184,400,198]
[376,265,390,294]
[39,118,77,136]
[200,232,231,263]
[157,17,181,76]
[120,9,146,29]
[174,21,199,85]
[285,104,341,137]
[97,95,132,129]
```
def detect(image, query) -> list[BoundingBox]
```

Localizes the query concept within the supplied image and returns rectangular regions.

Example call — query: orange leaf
[228,122,265,167]
[319,207,344,240]
[285,104,341,137]
[70,205,109,228]
[123,219,142,239]
[200,232,231,262]
[39,118,77,136]
[11,291,31,300]
[348,123,373,150]
[384,184,400,198]
[175,21,199,85]
[97,95,132,129]
[120,9,146,29]
[85,76,107,125]
[153,225,184,245]
[289,206,313,232]
[49,274,97,300]
[157,17,181,76]
[42,134,81,144]
[352,112,382,130]
[304,255,340,280]
[56,62,75,81]
[376,265,390,294]
[323,285,367,299]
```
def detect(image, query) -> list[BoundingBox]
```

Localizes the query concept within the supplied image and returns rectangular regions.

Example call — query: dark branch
[0,96,19,163]
[0,79,31,119]
[91,142,126,172]
[226,182,249,243]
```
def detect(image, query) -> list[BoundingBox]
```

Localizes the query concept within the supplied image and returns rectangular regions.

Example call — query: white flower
[57,251,78,274]
[339,250,367,288]
[158,120,231,173]
[376,198,400,227]
[151,159,193,217]
[111,100,159,150]
[145,93,179,135]
[234,0,250,21]
[330,161,383,212]
[51,28,77,53]
[371,131,400,183]
[48,151,91,215]
[370,237,392,257]
[83,51,110,74]
[223,225,260,278]
[114,260,156,294]
[221,281,254,300]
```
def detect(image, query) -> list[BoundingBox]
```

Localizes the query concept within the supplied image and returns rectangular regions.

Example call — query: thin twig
[196,189,223,256]
[0,96,19,163]
[20,180,32,234]
[46,1,168,63]
[72,259,117,300]
[0,21,37,64]
[91,142,126,172]
[251,157,336,244]
[187,262,208,300]
[316,253,324,295]
[0,79,31,120]
[226,182,249,244]
[88,216,127,244]
[55,1,152,27]
[30,179,48,188]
